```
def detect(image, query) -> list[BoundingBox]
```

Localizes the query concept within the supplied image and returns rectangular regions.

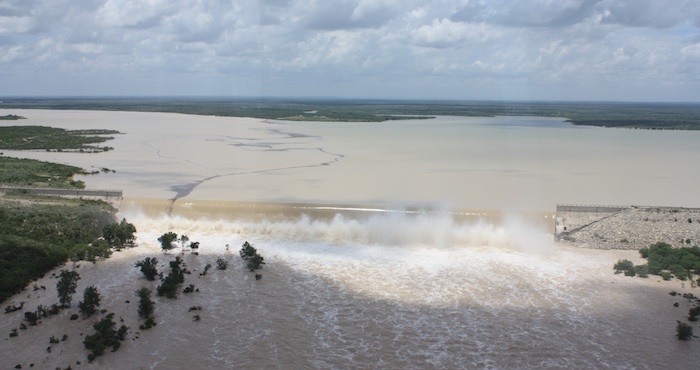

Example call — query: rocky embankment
[561,208,700,250]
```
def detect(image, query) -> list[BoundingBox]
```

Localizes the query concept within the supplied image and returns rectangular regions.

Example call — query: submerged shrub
[635,265,649,278]
[614,259,634,274]
[676,321,693,340]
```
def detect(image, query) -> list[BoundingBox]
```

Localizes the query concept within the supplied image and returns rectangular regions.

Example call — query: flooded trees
[56,270,80,307]
[135,257,159,281]
[102,218,137,249]
[78,286,101,318]
[158,232,178,252]
[676,321,693,340]
[83,313,129,362]
[157,257,185,298]
[239,242,265,271]
[216,258,228,270]
[136,287,156,330]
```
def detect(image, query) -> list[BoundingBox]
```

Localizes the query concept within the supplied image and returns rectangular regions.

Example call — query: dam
[0,186,123,208]
[555,204,700,249]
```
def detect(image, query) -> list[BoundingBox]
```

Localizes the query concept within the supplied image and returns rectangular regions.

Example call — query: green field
[2,97,699,129]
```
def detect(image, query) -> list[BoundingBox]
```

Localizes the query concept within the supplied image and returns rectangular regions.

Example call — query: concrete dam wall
[555,205,628,236]
[0,186,123,207]
[556,204,700,249]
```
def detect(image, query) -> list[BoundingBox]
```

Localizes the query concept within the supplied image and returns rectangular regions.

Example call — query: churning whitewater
[56,206,679,369]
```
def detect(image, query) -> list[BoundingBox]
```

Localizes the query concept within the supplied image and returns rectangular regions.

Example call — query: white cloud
[0,0,698,101]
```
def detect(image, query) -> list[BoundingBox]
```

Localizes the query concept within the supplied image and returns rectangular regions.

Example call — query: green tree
[103,218,137,249]
[83,313,129,362]
[613,259,634,273]
[56,270,80,307]
[239,241,257,259]
[635,264,649,278]
[78,286,101,318]
[135,257,159,281]
[247,254,265,271]
[136,287,155,326]
[158,232,178,252]
[156,257,185,299]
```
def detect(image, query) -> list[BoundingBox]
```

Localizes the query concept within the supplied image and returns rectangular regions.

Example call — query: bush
[158,232,178,251]
[135,257,159,281]
[614,259,634,273]
[661,271,673,281]
[156,257,185,298]
[71,240,112,262]
[56,270,80,307]
[669,264,689,281]
[83,313,129,362]
[635,264,649,278]
[136,287,156,330]
[139,317,156,330]
[239,241,257,259]
[136,287,154,319]
[102,219,137,249]
[216,258,228,270]
[676,321,693,340]
[688,306,700,321]
[639,247,649,259]
[24,311,38,325]
[247,254,265,271]
[78,286,101,318]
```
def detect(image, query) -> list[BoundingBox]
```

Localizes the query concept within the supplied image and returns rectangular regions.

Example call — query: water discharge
[60,201,681,369]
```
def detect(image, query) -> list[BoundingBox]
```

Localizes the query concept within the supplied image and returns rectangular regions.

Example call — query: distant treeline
[2,97,700,129]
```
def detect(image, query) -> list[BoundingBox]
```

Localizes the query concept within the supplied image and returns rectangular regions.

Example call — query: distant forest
[2,97,700,129]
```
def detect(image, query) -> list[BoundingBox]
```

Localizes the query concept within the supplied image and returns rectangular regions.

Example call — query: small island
[0,114,26,120]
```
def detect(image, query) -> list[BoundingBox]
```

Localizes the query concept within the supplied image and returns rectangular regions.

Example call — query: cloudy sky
[1,0,699,101]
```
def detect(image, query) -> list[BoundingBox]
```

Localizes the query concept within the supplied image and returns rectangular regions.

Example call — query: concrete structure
[555,204,628,239]
[0,186,123,207]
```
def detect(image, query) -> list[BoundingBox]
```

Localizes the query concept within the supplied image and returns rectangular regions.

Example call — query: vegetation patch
[0,114,25,120]
[83,313,129,362]
[0,196,135,303]
[0,125,119,152]
[615,242,700,282]
[0,156,88,188]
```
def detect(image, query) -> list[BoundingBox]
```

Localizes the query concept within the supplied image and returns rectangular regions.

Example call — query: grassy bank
[0,196,117,302]
[0,156,87,188]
